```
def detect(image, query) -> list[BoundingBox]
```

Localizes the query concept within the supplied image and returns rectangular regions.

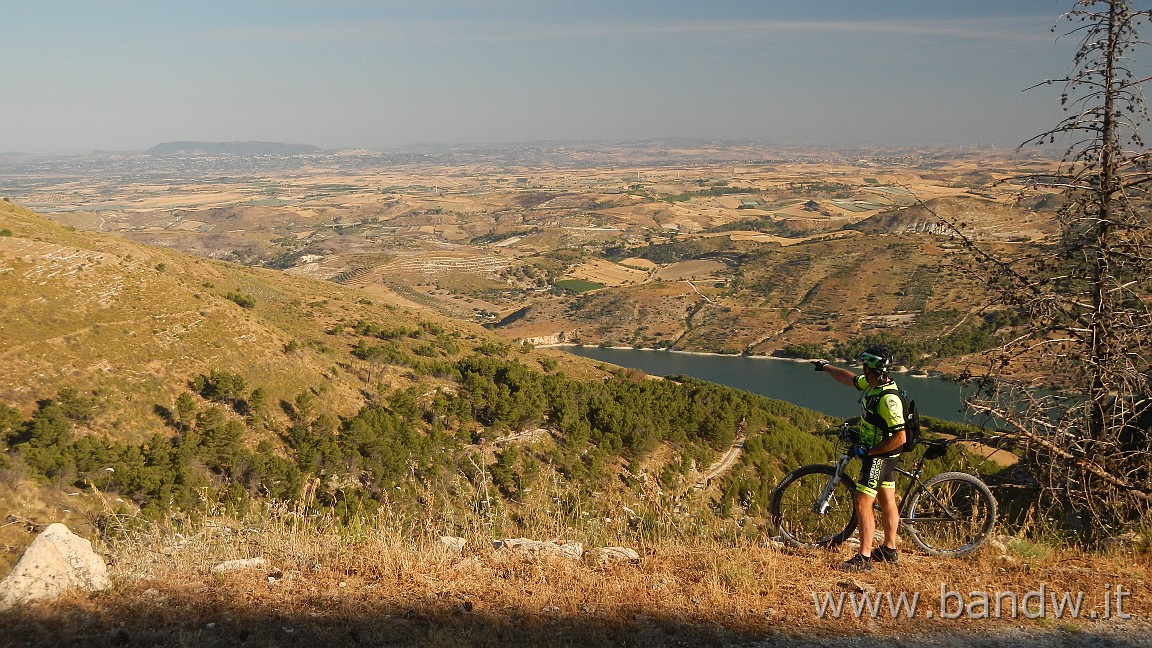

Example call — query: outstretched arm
[811,360,857,387]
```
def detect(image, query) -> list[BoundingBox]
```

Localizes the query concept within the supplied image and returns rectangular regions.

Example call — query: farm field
[564,258,649,287]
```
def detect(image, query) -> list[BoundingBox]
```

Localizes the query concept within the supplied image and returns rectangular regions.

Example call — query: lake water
[559,346,973,424]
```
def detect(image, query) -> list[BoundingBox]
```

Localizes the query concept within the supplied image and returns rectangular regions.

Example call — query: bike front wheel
[902,471,997,558]
[770,465,858,549]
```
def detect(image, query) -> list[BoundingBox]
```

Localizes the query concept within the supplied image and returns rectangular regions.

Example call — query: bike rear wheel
[770,465,858,549]
[902,471,997,558]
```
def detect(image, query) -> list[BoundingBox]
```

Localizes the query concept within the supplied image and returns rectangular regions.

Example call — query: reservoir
[559,346,973,424]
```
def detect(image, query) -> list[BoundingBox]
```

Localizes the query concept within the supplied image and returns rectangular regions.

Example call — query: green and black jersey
[853,375,905,454]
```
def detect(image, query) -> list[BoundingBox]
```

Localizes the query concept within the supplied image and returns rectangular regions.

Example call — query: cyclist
[812,346,906,572]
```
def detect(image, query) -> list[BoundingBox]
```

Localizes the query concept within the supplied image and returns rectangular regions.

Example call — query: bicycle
[769,423,997,558]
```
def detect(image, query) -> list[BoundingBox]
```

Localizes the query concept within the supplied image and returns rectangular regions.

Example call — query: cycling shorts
[857,455,899,498]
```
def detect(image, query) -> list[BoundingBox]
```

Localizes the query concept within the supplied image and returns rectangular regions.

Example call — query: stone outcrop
[584,546,641,567]
[211,557,269,574]
[489,538,643,565]
[1101,532,1143,555]
[492,538,584,561]
[0,523,111,610]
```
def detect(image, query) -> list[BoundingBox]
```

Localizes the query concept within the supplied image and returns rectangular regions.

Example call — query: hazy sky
[1,1,1095,154]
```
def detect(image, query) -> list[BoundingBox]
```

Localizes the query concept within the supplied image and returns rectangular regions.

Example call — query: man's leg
[853,454,882,558]
[854,490,877,556]
[876,486,899,550]
[870,459,901,564]
[843,455,882,571]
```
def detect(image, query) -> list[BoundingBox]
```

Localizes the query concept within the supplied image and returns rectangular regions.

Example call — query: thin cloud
[518,17,1056,43]
[207,15,1056,47]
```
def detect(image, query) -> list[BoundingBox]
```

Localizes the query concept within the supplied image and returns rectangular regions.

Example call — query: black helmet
[859,346,892,371]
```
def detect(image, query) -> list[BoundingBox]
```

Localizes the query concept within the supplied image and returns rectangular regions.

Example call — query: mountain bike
[769,424,997,558]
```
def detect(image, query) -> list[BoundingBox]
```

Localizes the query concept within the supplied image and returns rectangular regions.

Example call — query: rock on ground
[210,558,269,574]
[585,546,641,567]
[492,538,584,561]
[0,523,111,610]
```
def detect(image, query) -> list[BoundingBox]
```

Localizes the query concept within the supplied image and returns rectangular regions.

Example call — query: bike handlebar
[836,424,961,451]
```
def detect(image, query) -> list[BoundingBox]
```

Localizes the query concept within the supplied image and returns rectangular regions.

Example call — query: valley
[1,144,1146,647]
[0,141,1062,371]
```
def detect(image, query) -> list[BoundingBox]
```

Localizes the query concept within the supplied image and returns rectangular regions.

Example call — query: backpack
[902,397,921,453]
[862,385,919,452]
[865,386,920,452]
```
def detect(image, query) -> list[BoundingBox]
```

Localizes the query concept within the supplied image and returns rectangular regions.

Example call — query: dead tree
[940,0,1152,541]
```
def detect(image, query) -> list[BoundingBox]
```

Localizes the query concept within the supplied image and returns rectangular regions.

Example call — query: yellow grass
[2,508,1147,647]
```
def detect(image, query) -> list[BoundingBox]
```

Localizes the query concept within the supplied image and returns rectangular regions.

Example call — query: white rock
[492,538,584,561]
[439,536,466,555]
[0,523,111,610]
[989,534,1015,553]
[585,546,640,567]
[211,557,269,574]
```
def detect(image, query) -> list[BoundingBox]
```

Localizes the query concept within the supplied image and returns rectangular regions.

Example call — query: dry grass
[1,506,1148,647]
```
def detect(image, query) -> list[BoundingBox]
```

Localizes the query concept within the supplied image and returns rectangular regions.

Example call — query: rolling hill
[0,200,486,437]
[494,194,1055,366]
[0,199,848,566]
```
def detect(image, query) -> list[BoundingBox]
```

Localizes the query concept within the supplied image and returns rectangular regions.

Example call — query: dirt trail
[695,434,745,490]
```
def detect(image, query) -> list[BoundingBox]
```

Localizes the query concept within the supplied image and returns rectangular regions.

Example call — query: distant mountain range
[146,141,323,156]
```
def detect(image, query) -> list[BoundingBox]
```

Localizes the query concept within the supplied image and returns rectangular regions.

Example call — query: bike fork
[813,457,850,515]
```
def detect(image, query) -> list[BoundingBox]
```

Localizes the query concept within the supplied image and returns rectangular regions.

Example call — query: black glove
[812,359,829,372]
[850,444,868,458]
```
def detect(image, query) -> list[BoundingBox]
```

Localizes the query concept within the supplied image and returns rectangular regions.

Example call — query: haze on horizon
[2,1,1081,155]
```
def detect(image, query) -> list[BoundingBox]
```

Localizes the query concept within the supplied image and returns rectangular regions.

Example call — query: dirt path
[695,434,745,490]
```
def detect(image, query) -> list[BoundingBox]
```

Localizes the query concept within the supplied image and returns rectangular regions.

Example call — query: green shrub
[224,292,256,309]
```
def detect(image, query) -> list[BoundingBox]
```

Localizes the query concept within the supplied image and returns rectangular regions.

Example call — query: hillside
[1,192,1148,648]
[0,200,574,437]
[0,199,842,569]
[848,196,1058,242]
[494,197,1035,363]
[0,201,601,539]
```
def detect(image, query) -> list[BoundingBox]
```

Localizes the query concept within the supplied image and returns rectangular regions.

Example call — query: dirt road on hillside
[695,435,745,490]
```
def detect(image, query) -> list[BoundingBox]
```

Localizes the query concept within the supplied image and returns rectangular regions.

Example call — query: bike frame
[817,438,948,519]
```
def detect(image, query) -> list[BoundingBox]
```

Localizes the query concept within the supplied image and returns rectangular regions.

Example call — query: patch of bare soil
[653,259,728,281]
[565,259,650,286]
